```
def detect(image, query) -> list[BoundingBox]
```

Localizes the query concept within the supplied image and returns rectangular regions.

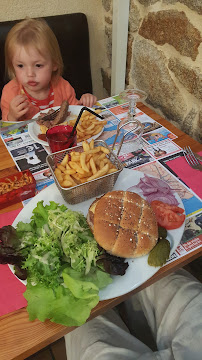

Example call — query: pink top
[1,77,79,121]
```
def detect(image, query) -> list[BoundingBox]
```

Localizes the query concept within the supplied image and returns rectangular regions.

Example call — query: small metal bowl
[46,140,123,204]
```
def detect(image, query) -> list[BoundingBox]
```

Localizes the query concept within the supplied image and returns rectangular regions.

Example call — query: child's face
[12,45,57,95]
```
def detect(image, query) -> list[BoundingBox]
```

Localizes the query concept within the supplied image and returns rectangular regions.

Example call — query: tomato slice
[151,200,185,230]
[151,200,184,214]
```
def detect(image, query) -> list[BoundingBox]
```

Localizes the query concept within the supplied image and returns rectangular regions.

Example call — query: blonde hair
[5,17,63,83]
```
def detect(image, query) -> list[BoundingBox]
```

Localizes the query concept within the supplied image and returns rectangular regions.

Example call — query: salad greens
[25,267,111,327]
[12,200,112,326]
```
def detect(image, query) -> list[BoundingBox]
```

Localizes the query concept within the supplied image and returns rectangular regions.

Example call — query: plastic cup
[46,125,77,153]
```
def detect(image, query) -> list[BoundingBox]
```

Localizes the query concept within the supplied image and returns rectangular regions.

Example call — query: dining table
[0,100,201,360]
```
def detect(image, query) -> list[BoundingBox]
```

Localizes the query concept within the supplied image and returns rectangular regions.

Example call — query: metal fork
[183,146,202,171]
[39,108,60,121]
[0,108,61,134]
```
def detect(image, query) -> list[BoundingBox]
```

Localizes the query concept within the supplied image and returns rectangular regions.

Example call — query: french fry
[78,170,92,178]
[60,154,69,167]
[89,157,97,175]
[100,146,110,154]
[86,128,96,134]
[99,160,105,169]
[63,174,77,186]
[77,123,85,133]
[86,147,101,154]
[89,139,94,150]
[89,114,95,119]
[61,180,72,188]
[55,168,62,177]
[71,154,81,162]
[64,168,76,175]
[71,173,82,183]
[87,123,95,129]
[103,158,109,164]
[80,111,89,119]
[86,161,91,171]
[97,152,106,160]
[87,163,109,181]
[53,139,118,189]
[107,168,117,174]
[86,153,93,162]
[66,163,71,170]
[80,177,90,183]
[69,161,85,175]
[82,141,90,152]
[64,174,73,181]
[57,164,66,172]
[56,174,63,183]
[80,152,89,173]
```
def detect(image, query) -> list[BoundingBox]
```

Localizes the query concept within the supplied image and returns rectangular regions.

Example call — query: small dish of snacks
[0,170,36,209]
[46,139,123,204]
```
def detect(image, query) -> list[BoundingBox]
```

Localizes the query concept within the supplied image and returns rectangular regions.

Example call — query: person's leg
[65,269,202,360]
[65,308,155,360]
[122,293,157,351]
[136,269,202,360]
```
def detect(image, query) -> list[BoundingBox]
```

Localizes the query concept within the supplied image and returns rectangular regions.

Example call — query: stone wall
[102,0,202,142]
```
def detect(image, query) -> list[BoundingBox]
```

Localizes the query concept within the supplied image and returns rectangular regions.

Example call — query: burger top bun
[87,190,158,258]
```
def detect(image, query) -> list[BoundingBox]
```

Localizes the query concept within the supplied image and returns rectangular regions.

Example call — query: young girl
[1,17,97,122]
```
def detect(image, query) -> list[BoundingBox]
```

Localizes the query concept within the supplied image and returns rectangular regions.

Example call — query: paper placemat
[164,151,202,199]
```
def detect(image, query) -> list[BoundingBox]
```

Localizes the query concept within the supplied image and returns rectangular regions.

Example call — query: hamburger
[87,190,158,259]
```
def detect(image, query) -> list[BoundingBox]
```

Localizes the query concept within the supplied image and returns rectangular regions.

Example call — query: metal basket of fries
[46,139,124,204]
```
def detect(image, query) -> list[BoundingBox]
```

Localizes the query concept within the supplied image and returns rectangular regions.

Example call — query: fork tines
[42,108,60,121]
[183,146,200,166]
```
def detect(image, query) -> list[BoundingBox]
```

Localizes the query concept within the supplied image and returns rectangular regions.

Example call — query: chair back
[0,13,93,117]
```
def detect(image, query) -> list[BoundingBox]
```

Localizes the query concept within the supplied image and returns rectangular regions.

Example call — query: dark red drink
[46,125,77,152]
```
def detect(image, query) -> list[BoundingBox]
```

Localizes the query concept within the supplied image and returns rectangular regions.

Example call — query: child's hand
[79,93,97,108]
[8,95,29,121]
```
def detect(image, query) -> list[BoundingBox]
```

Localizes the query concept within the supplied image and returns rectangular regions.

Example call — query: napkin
[0,265,27,316]
[0,208,22,227]
[165,151,202,199]
[0,207,27,316]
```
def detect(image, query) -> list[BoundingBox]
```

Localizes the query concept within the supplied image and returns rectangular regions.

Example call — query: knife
[0,118,37,134]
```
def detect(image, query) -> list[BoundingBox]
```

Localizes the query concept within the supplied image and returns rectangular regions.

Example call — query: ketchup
[38,133,47,141]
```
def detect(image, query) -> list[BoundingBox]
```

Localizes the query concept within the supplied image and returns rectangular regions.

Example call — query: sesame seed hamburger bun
[87,190,158,258]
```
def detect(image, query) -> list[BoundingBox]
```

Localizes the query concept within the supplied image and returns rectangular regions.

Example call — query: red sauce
[38,133,47,141]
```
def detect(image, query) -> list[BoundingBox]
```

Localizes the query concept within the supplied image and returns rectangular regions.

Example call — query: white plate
[11,169,185,300]
[28,105,104,146]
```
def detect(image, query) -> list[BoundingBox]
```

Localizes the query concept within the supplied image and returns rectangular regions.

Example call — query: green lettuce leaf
[24,282,98,327]
[22,230,64,288]
[24,266,111,327]
[15,200,113,326]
